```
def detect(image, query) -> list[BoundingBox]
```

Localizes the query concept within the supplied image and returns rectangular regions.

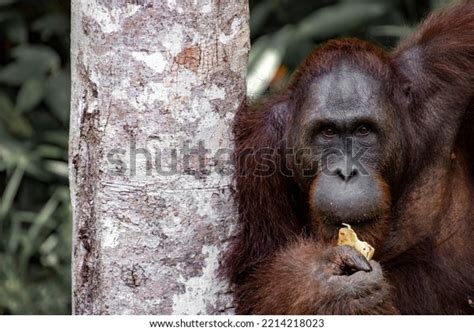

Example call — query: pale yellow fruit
[337,223,374,261]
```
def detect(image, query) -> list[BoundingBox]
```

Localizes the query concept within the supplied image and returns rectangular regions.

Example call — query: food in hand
[337,223,374,260]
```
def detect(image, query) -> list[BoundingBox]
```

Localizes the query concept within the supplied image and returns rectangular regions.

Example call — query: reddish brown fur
[223,2,474,314]
[235,241,397,314]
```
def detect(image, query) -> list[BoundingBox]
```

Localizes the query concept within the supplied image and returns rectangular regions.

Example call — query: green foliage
[0,0,70,314]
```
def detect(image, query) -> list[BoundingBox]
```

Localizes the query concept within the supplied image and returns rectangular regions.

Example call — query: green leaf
[0,91,33,138]
[44,70,70,125]
[6,18,27,44]
[250,1,274,38]
[0,164,24,221]
[0,90,14,112]
[0,63,30,85]
[43,160,68,179]
[42,131,69,148]
[32,13,69,40]
[20,189,61,267]
[0,10,27,44]
[16,78,45,113]
[0,45,60,86]
[368,25,413,38]
[12,45,61,70]
[296,2,390,40]
[35,144,66,159]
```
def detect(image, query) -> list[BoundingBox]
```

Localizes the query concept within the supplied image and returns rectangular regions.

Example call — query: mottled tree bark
[69,0,249,314]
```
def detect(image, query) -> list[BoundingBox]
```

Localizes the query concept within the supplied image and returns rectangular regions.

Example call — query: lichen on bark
[70,0,249,314]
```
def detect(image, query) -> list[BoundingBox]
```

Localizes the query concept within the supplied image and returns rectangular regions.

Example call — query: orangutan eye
[356,124,371,136]
[321,126,337,138]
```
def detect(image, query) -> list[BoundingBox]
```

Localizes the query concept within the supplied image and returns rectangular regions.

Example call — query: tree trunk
[69,0,249,314]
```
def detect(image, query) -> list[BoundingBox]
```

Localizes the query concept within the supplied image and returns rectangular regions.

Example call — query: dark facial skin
[289,63,396,243]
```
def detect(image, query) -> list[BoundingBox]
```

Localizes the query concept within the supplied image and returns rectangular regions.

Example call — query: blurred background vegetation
[0,0,455,315]
[0,0,71,314]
